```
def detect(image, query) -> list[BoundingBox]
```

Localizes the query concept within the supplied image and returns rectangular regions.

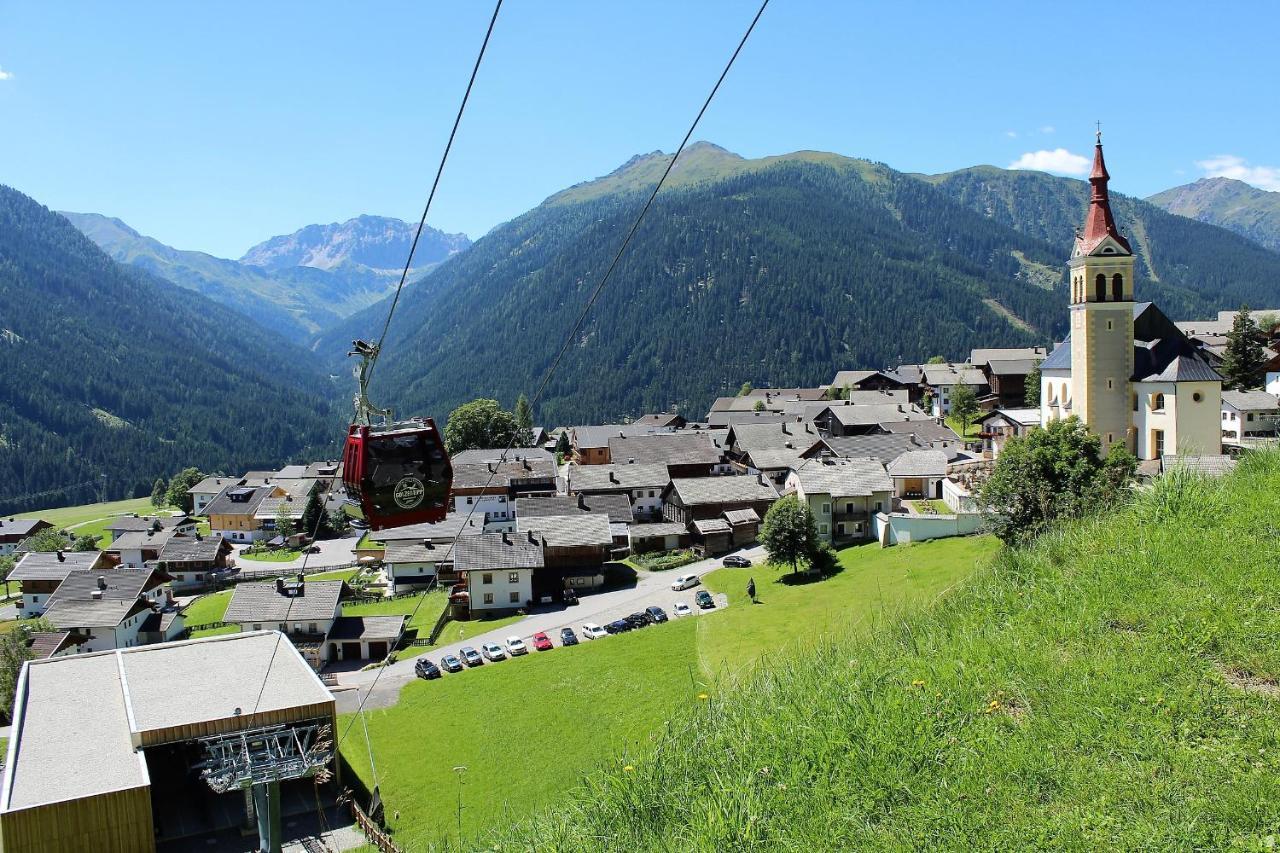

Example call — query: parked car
[414,658,441,680]
[460,646,484,667]
[671,573,700,591]
[506,636,529,656]
[532,631,554,651]
[645,605,669,624]
[723,554,751,568]
[673,601,693,617]
[606,619,632,634]
[695,589,715,610]
[559,627,579,646]
[440,654,464,673]
[304,544,322,555]
[481,641,507,661]
[562,588,579,606]
[349,518,369,529]
[582,623,607,640]
[626,612,649,629]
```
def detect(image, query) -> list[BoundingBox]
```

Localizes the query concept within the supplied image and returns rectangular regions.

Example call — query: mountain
[0,186,341,515]
[240,214,469,272]
[920,166,1280,320]
[319,144,1280,428]
[61,213,469,344]
[1147,177,1280,255]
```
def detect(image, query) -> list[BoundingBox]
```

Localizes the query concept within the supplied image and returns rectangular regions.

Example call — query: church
[1039,133,1223,461]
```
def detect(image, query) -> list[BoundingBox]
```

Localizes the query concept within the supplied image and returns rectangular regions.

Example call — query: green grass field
[14,496,182,548]
[492,453,1280,851]
[238,548,304,562]
[341,589,523,651]
[945,414,982,440]
[340,535,993,846]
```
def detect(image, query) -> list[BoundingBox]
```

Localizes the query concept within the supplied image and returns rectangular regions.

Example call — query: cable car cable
[334,0,771,755]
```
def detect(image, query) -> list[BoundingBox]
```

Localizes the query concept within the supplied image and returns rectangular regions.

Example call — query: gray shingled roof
[723,508,760,525]
[978,408,1042,427]
[969,347,1047,367]
[379,514,485,543]
[921,363,987,387]
[109,529,179,552]
[382,541,442,564]
[45,569,168,607]
[0,518,51,539]
[26,631,82,659]
[807,434,923,464]
[517,494,633,524]
[878,421,964,442]
[628,522,688,539]
[824,403,933,427]
[9,551,108,581]
[668,476,779,506]
[790,457,893,497]
[453,532,545,572]
[450,447,554,466]
[568,463,670,492]
[1222,390,1280,411]
[571,424,638,448]
[158,534,228,563]
[886,450,949,478]
[327,615,406,642]
[518,513,613,548]
[607,433,723,467]
[1140,354,1223,383]
[204,485,271,517]
[44,598,150,630]
[983,358,1040,376]
[692,518,731,534]
[452,459,556,490]
[223,579,344,623]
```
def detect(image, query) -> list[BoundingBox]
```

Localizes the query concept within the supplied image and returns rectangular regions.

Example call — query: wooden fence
[350,800,401,853]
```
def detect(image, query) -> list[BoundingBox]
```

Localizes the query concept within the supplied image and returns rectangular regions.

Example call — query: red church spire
[1077,126,1131,254]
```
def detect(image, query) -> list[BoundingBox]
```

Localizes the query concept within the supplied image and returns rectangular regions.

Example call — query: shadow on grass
[600,562,640,591]
[775,562,846,586]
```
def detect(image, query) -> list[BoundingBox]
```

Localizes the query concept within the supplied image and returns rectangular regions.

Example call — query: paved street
[229,531,361,574]
[332,544,763,712]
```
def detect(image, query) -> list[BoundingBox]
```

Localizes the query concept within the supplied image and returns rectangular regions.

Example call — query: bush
[633,550,699,572]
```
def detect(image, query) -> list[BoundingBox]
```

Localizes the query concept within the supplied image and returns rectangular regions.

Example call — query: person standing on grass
[747,577,757,603]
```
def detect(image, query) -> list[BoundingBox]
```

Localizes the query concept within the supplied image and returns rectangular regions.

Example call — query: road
[331,544,764,713]
[229,532,361,574]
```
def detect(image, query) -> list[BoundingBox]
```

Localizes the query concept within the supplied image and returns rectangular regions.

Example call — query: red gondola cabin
[343,418,452,531]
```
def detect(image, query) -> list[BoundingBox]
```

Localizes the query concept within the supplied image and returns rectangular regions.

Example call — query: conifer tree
[1220,305,1266,390]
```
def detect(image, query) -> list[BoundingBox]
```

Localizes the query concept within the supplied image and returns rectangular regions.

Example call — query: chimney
[781,423,789,435]
[276,578,285,594]
[56,550,65,562]
[97,575,107,590]
[91,590,103,600]
[502,531,510,544]
[577,494,586,509]
[805,423,812,433]
[757,473,765,485]
[297,572,304,584]
[609,471,618,484]
[898,404,904,413]
[527,530,537,545]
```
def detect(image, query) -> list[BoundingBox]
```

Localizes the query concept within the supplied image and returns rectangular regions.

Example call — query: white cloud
[0,67,12,82]
[1196,154,1280,192]
[1039,125,1055,134]
[1007,148,1090,176]
[1004,130,1018,138]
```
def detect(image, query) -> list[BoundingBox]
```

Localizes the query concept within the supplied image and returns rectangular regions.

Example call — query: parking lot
[332,545,760,712]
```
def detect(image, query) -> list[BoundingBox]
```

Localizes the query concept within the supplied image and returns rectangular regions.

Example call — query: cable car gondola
[342,340,453,531]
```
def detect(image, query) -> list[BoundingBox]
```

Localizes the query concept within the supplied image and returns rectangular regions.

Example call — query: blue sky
[2,0,1277,258]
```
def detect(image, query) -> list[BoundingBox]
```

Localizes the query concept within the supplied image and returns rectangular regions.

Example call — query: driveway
[332,544,764,713]
[230,533,359,574]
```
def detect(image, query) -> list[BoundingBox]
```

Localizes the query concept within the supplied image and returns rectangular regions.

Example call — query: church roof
[1076,138,1133,256]
[1041,302,1222,383]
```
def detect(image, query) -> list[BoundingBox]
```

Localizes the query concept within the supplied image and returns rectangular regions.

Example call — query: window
[309,623,317,633]
[1112,273,1123,301]
[819,524,828,535]
[1153,393,1166,412]
[1133,393,1139,412]
[466,497,473,505]
[195,573,203,581]
[483,592,494,605]
[1107,378,1114,390]
[1193,392,1203,403]
[1095,274,1106,302]
[1153,429,1165,457]
[509,591,520,603]
[253,623,261,631]
[649,490,655,498]
[508,571,520,584]
[482,573,493,585]
[821,502,831,514]
[1106,320,1114,332]
[1248,413,1256,422]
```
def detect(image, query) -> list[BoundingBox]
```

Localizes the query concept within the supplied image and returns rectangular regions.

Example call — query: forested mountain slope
[0,186,340,514]
[1148,176,1280,255]
[321,145,1280,426]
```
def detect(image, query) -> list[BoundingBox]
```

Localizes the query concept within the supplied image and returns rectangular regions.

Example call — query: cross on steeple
[1095,120,1102,143]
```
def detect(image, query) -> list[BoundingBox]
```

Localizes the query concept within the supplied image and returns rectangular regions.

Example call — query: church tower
[1068,131,1136,451]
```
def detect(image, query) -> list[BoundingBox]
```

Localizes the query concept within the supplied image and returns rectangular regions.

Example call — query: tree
[444,399,519,455]
[17,529,70,552]
[70,534,99,551]
[300,490,330,540]
[753,399,766,412]
[327,509,350,537]
[0,554,14,599]
[950,383,979,436]
[555,431,571,456]
[514,394,534,448]
[1220,305,1267,390]
[1024,361,1042,407]
[927,355,947,365]
[979,416,1136,545]
[737,382,753,397]
[164,467,205,513]
[150,478,167,509]
[760,495,819,575]
[275,505,298,541]
[0,618,53,722]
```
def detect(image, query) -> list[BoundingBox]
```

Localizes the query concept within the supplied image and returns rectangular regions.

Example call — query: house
[205,485,273,543]
[1221,390,1280,441]
[518,513,615,583]
[0,632,335,853]
[517,493,634,525]
[566,463,670,520]
[662,476,778,527]
[570,424,635,464]
[606,432,725,478]
[382,540,444,593]
[187,476,240,514]
[785,457,894,543]
[223,576,396,666]
[453,531,544,613]
[253,495,305,539]
[105,514,198,542]
[155,533,233,591]
[0,518,52,556]
[630,412,688,430]
[723,421,820,485]
[969,347,1048,407]
[920,363,990,417]
[42,568,177,652]
[24,630,87,659]
[9,550,113,617]
[799,434,924,466]
[1039,136,1223,461]
[976,408,1042,458]
[885,450,950,500]
[814,402,935,437]
[449,446,554,466]
[451,458,557,532]
[826,370,909,395]
[628,521,690,555]
[108,528,179,568]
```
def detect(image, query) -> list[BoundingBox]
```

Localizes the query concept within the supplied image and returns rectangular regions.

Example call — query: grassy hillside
[1149,177,1280,255]
[338,536,995,848]
[491,453,1280,851]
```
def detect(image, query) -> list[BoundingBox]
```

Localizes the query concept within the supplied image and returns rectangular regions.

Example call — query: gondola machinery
[341,339,452,531]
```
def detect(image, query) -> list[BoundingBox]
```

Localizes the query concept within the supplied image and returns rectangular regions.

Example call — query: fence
[350,800,401,853]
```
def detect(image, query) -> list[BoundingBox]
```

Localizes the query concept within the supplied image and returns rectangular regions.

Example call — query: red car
[532,631,554,652]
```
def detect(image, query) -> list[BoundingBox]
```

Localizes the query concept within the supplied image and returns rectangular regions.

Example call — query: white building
[41,569,178,653]
[453,531,543,612]
[784,457,893,543]
[1221,390,1280,441]
[885,450,949,500]
[566,463,670,520]
[8,551,112,617]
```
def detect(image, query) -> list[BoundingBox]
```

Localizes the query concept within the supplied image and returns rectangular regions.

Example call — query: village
[2,142,1280,853]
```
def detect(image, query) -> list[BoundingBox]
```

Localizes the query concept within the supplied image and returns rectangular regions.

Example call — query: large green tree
[950,383,980,436]
[514,394,534,448]
[760,495,820,575]
[0,618,54,721]
[150,478,167,509]
[979,416,1136,544]
[444,399,519,455]
[300,489,332,540]
[164,467,206,514]
[1024,361,1042,407]
[1220,305,1267,390]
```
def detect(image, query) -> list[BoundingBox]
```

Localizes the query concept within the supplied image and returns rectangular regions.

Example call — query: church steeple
[1076,129,1132,255]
